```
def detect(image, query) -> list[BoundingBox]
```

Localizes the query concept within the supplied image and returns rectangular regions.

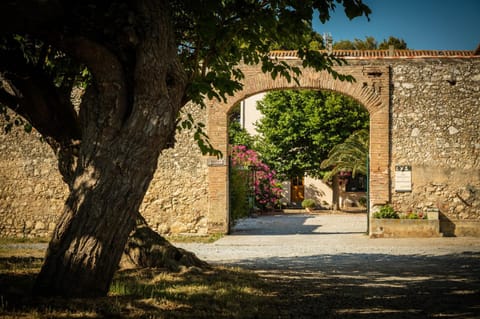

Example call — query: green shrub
[373,204,399,219]
[358,196,367,207]
[301,199,316,209]
[403,211,426,219]
[229,167,250,223]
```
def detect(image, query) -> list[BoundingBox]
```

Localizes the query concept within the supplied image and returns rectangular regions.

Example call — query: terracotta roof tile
[268,49,476,59]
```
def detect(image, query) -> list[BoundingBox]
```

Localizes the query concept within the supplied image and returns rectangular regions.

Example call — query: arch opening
[228,89,370,235]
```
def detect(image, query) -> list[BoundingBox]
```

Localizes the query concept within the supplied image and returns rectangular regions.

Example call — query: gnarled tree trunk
[34,0,189,297]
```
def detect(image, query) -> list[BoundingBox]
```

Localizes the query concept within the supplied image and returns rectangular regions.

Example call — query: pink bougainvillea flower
[231,145,282,210]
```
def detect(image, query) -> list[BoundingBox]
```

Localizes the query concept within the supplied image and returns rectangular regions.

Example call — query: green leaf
[24,123,32,133]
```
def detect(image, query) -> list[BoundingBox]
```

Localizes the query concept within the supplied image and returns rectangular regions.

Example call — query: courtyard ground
[1,210,479,318]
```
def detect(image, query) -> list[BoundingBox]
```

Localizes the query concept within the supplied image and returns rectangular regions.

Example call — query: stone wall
[1,55,479,238]
[0,102,209,237]
[140,102,209,235]
[390,58,480,236]
[0,126,66,237]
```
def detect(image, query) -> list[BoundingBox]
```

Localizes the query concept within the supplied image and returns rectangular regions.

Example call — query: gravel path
[176,212,480,268]
[176,212,480,318]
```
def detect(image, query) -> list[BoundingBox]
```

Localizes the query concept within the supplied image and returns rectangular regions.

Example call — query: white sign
[395,165,412,192]
[207,158,226,167]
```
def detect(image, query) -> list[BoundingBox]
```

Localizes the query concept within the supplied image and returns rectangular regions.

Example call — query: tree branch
[54,36,129,130]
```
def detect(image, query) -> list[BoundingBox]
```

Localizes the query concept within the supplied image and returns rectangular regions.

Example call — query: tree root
[120,214,209,271]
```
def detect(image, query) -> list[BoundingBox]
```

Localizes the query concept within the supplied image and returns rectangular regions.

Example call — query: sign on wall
[395,165,412,192]
[207,158,227,167]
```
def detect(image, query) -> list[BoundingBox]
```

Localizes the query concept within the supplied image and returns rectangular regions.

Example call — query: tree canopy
[255,90,369,180]
[333,36,408,50]
[378,36,408,49]
[270,29,327,51]
[0,0,371,297]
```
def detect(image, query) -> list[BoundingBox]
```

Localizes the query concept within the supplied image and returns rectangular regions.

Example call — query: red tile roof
[269,49,477,59]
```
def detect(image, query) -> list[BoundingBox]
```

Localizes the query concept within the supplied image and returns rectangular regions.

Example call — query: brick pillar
[369,107,390,207]
[360,65,391,215]
[207,164,229,233]
[206,102,230,233]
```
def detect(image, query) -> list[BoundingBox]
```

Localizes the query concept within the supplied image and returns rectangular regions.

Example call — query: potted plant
[358,196,367,208]
[372,204,399,219]
[301,199,316,213]
[371,204,441,238]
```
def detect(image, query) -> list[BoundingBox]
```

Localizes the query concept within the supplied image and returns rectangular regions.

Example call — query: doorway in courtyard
[227,89,370,233]
[290,176,305,206]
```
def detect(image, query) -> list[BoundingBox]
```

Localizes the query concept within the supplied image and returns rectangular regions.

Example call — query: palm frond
[321,129,368,180]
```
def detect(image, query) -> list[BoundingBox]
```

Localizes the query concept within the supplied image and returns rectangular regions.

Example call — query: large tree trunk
[33,124,164,297]
[34,0,188,297]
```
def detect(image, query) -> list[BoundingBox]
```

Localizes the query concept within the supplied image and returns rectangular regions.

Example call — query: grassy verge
[166,233,224,244]
[0,233,223,246]
[3,245,479,318]
[0,234,222,260]
[0,252,277,318]
[0,237,50,245]
[0,236,282,319]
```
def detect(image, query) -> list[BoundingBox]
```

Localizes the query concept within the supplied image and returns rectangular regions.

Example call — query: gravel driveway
[177,212,480,318]
[177,212,480,267]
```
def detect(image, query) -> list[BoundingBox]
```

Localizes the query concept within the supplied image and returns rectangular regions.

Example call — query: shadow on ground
[1,252,479,318]
[235,252,480,318]
[232,212,368,236]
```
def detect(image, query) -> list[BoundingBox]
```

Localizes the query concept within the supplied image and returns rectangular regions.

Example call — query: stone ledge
[370,218,442,238]
[440,220,480,237]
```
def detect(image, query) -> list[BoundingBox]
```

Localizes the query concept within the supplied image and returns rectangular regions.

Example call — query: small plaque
[207,158,226,167]
[395,165,412,192]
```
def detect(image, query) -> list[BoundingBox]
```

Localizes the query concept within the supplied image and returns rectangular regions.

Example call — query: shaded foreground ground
[1,211,480,318]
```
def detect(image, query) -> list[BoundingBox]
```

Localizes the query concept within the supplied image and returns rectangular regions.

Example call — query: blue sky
[312,0,479,50]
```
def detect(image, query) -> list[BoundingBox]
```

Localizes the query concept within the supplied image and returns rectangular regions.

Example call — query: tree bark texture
[34,0,188,297]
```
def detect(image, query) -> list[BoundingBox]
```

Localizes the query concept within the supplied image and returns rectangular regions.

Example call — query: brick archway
[205,59,390,234]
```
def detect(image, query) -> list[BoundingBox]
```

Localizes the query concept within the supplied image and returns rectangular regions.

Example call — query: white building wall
[240,92,265,136]
[304,176,333,208]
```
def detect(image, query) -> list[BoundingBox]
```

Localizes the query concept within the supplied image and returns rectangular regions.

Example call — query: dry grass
[0,262,277,318]
[0,244,277,319]
[165,233,224,244]
[0,237,50,245]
